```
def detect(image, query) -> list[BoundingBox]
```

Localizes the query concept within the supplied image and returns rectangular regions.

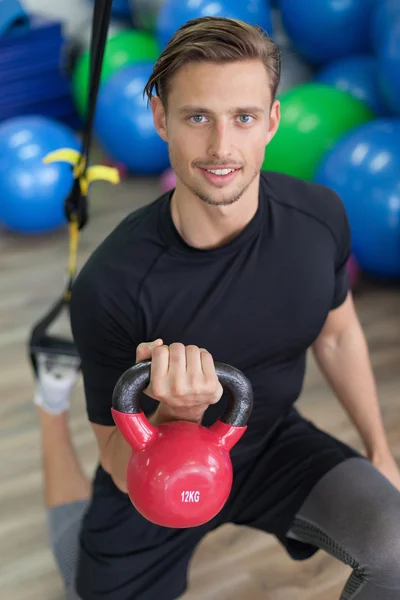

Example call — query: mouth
[197,166,241,186]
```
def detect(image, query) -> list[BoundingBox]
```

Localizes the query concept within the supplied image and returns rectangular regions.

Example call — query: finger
[200,350,222,403]
[135,339,163,363]
[200,349,216,378]
[149,345,170,397]
[185,345,203,379]
[168,343,187,395]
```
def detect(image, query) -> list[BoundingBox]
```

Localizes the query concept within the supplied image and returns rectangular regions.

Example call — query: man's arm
[92,340,212,493]
[312,292,390,461]
[91,407,177,493]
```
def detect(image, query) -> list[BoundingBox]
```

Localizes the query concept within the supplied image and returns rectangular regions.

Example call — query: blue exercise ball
[156,0,273,49]
[315,119,400,278]
[111,0,131,17]
[378,20,400,116]
[0,116,79,235]
[315,54,388,116]
[280,0,376,65]
[370,0,400,54]
[89,0,131,18]
[94,63,170,175]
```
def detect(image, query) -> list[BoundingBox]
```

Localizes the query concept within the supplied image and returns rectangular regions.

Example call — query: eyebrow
[177,105,265,115]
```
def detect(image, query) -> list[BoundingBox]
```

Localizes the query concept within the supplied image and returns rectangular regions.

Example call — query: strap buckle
[28,293,80,377]
[43,148,120,230]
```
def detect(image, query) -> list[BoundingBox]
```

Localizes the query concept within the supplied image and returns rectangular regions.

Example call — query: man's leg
[38,406,90,599]
[34,352,90,599]
[39,406,91,599]
[225,409,400,599]
[287,456,400,599]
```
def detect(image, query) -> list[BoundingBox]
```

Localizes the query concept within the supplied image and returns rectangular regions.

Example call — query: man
[35,16,400,600]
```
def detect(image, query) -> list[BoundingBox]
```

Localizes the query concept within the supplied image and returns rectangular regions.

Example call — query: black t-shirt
[69,171,350,456]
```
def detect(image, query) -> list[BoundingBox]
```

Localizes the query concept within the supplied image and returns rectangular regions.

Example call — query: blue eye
[238,115,253,124]
[188,114,254,124]
[189,115,206,123]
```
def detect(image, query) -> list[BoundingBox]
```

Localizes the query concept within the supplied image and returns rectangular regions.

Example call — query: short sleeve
[69,265,139,426]
[331,197,351,310]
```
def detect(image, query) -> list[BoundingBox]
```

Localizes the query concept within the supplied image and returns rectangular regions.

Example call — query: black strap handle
[28,0,113,369]
[66,0,113,228]
[79,0,112,177]
[112,360,254,428]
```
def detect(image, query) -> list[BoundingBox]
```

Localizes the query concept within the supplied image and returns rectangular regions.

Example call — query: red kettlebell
[111,360,253,528]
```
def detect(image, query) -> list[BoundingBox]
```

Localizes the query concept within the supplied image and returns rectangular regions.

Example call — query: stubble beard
[171,160,260,207]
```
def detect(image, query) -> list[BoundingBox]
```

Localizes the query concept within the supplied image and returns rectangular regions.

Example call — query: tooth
[207,168,234,175]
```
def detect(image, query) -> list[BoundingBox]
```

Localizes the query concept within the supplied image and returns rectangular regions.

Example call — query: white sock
[33,353,80,415]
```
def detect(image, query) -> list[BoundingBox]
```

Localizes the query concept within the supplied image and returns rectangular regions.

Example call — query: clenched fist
[135,340,223,423]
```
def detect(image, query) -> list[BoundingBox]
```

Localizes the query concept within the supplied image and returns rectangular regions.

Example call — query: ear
[151,96,168,142]
[266,99,280,145]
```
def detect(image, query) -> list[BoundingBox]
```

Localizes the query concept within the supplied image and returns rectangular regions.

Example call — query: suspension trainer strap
[28,0,120,375]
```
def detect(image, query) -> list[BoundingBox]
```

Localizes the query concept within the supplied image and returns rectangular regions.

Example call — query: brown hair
[143,16,281,110]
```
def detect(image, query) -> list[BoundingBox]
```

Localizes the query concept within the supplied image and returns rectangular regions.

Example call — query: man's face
[152,59,280,207]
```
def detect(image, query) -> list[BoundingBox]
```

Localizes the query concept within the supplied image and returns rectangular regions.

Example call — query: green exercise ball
[262,83,374,181]
[72,29,160,117]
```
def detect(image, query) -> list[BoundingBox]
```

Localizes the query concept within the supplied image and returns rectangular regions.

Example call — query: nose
[208,120,232,160]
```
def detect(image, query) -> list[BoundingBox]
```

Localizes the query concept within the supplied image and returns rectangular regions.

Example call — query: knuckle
[150,381,164,398]
[170,342,185,352]
[153,344,168,357]
[136,343,146,356]
[169,343,185,363]
[171,382,186,397]
[187,376,219,402]
[186,345,200,353]
[187,373,201,388]
[200,381,214,396]
[204,371,216,385]
[210,381,223,402]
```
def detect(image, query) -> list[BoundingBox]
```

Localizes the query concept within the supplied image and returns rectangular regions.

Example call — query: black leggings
[287,456,400,599]
[48,456,400,599]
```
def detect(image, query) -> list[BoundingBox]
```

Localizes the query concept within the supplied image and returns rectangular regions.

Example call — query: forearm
[312,320,390,459]
[105,404,204,492]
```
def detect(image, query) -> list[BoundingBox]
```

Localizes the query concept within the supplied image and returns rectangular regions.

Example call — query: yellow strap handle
[42,148,121,299]
[62,218,80,302]
[43,148,120,195]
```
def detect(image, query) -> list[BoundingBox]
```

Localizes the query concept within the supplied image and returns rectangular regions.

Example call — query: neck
[170,176,260,250]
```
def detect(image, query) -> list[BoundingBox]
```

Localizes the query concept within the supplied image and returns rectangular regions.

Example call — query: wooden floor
[1,169,400,600]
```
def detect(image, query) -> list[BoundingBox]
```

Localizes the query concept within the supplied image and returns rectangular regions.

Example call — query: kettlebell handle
[112,360,253,427]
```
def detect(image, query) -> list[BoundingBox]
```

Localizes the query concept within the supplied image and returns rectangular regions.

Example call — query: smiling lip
[198,166,241,170]
[198,166,241,185]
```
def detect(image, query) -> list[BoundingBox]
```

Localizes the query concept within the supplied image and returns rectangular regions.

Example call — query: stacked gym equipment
[0,2,78,127]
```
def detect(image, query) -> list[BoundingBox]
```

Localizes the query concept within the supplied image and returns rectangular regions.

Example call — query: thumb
[136,339,163,363]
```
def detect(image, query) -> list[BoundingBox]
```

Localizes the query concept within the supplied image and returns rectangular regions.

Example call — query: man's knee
[359,512,400,588]
[46,500,88,591]
[296,457,400,589]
